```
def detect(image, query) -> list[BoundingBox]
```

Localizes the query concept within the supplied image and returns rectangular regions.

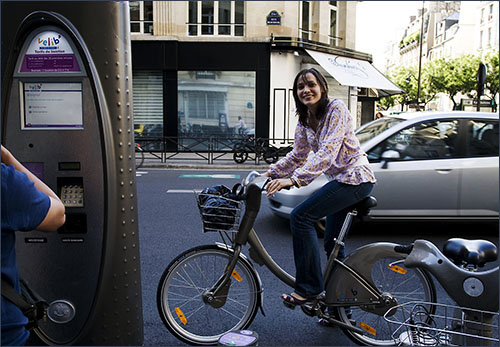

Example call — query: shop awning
[306,49,403,97]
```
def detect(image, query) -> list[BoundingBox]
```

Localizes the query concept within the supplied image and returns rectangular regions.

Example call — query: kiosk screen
[22,82,83,129]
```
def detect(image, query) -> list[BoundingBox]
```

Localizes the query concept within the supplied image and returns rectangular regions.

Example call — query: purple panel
[22,162,44,181]
[20,54,80,73]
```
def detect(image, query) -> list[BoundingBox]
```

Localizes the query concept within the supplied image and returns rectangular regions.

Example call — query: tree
[484,50,499,111]
[387,65,418,111]
[380,64,435,111]
[378,95,395,110]
[425,55,480,110]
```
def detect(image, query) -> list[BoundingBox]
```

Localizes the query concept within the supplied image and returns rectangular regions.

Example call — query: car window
[367,120,460,162]
[356,117,404,144]
[467,119,499,157]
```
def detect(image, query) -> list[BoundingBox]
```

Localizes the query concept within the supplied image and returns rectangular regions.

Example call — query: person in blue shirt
[1,145,65,346]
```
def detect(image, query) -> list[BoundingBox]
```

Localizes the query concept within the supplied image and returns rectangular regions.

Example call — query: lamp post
[416,0,425,111]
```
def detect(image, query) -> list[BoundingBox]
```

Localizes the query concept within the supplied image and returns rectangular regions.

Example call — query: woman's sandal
[281,293,309,309]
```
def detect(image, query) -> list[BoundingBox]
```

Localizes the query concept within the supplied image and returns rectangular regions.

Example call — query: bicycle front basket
[197,185,242,232]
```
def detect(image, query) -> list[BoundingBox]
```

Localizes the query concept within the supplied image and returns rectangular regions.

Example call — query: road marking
[167,189,201,193]
[179,174,240,179]
[136,171,149,177]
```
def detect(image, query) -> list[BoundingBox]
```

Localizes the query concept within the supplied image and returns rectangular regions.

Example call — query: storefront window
[132,70,163,149]
[178,71,256,150]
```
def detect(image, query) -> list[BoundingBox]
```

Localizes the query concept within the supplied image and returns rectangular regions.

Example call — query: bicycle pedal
[283,301,296,310]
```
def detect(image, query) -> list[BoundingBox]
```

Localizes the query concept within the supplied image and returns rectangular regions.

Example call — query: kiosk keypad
[60,184,84,207]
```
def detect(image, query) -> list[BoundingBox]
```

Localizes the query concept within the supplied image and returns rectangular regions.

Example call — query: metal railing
[135,136,293,165]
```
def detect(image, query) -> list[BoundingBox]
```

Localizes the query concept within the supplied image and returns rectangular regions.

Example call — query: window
[132,70,163,140]
[201,1,214,35]
[130,1,153,34]
[188,1,198,35]
[329,2,338,46]
[480,30,483,49]
[367,120,460,162]
[467,120,499,157]
[489,4,494,21]
[219,1,231,35]
[188,1,245,37]
[301,1,311,40]
[178,71,255,148]
[481,8,485,24]
[488,27,492,47]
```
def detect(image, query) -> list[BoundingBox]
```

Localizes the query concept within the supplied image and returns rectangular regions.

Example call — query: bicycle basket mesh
[196,185,242,232]
[384,301,499,346]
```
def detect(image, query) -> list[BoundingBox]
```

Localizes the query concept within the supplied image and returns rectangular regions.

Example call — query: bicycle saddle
[352,196,377,216]
[443,238,498,267]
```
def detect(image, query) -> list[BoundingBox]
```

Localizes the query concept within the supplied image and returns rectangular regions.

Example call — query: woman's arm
[266,123,310,178]
[2,145,66,231]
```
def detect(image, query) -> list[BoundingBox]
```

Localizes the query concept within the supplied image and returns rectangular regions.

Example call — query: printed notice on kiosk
[23,82,83,129]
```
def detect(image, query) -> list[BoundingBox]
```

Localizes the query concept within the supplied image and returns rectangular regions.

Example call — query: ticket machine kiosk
[1,3,143,345]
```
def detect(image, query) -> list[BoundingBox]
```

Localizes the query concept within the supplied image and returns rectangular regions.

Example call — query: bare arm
[1,145,66,231]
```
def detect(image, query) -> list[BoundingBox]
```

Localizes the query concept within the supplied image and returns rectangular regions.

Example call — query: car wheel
[314,219,325,238]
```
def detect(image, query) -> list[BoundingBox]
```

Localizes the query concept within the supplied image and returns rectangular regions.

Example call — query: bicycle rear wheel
[335,256,436,346]
[157,245,260,345]
[263,148,279,164]
[135,144,145,169]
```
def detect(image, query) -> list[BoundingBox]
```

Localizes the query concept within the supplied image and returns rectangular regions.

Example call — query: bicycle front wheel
[157,245,260,345]
[336,256,436,346]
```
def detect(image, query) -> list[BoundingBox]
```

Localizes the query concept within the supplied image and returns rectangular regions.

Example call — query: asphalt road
[136,168,499,346]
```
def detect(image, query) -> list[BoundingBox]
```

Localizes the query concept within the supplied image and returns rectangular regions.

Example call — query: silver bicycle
[157,171,440,345]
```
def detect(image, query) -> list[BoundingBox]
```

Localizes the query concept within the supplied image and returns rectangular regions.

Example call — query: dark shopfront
[131,41,270,152]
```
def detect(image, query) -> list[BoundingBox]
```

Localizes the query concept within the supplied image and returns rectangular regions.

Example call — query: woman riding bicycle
[262,68,376,307]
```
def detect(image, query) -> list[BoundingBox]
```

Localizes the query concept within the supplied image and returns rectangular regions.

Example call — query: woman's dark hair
[292,68,330,127]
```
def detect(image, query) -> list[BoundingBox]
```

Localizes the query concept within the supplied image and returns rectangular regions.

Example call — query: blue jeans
[290,180,374,298]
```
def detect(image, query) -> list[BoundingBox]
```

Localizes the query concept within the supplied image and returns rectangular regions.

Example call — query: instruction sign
[20,30,81,73]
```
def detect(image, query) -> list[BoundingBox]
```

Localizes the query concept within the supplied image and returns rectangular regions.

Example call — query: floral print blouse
[267,99,376,187]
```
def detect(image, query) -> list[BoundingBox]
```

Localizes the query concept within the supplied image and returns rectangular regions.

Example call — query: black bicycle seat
[352,196,377,216]
[443,238,498,267]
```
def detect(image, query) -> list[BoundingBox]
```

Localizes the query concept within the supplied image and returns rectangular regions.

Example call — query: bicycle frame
[405,240,499,312]
[205,175,399,315]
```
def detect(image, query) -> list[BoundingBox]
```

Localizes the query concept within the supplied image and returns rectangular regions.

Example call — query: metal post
[416,0,425,111]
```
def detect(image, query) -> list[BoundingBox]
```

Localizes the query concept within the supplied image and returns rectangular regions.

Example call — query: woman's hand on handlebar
[266,178,293,196]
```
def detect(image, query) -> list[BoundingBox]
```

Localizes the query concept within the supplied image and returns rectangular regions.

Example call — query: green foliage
[378,95,395,109]
[380,52,497,110]
[400,31,420,49]
[484,50,499,100]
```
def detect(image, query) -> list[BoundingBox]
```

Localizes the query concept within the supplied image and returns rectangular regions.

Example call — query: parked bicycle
[135,143,144,169]
[232,136,279,164]
[157,171,482,345]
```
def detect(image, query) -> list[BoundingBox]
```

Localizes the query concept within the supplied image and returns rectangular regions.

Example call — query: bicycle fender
[215,243,266,316]
[405,239,499,312]
[325,242,403,305]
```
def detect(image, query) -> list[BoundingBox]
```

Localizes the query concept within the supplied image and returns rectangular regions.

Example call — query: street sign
[266,11,281,25]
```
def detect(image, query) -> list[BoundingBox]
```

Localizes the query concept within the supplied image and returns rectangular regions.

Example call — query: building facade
[387,1,498,112]
[130,1,401,150]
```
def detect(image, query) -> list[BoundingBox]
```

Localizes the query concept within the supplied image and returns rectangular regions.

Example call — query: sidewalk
[138,152,271,170]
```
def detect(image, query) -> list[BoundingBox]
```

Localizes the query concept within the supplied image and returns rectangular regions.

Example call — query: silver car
[267,111,499,231]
